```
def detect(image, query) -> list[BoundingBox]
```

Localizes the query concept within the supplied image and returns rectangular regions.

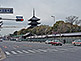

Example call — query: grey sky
[0,0,81,35]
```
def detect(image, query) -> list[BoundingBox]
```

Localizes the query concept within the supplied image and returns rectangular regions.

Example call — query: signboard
[16,16,23,19]
[0,8,13,13]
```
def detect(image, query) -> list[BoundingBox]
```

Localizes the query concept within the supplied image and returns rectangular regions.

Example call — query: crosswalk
[11,51,17,54]
[4,48,80,56]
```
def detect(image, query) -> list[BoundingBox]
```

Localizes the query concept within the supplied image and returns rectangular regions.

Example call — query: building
[26,32,81,43]
[28,9,40,28]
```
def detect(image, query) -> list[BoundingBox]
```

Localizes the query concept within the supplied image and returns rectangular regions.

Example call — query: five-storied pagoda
[28,9,40,28]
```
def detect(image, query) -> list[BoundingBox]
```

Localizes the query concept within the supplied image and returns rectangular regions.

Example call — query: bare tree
[75,19,81,25]
[65,16,81,32]
[65,16,81,25]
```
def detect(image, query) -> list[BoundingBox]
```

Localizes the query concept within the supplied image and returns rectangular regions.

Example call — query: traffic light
[0,17,2,20]
[16,19,24,21]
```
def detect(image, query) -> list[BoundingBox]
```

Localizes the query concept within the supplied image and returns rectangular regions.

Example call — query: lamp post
[51,16,55,23]
[51,15,56,40]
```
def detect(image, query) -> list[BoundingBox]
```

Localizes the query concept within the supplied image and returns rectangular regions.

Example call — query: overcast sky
[0,0,81,36]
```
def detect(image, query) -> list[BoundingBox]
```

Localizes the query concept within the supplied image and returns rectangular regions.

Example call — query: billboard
[0,8,13,14]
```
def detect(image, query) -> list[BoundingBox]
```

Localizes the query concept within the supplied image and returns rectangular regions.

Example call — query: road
[0,41,81,61]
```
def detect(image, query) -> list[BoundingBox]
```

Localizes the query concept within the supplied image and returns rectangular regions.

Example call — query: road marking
[28,50,36,53]
[58,48,68,51]
[33,49,41,53]
[22,50,29,53]
[34,49,43,53]
[38,49,47,52]
[11,51,17,54]
[16,50,23,53]
[51,49,58,52]
[13,47,17,49]
[5,51,11,55]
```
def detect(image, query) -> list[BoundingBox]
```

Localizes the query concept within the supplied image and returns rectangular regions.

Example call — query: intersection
[0,41,81,61]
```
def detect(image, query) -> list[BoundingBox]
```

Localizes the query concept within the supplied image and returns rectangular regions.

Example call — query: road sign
[0,8,13,14]
[16,16,23,19]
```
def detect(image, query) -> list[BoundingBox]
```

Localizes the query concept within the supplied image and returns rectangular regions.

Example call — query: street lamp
[51,16,55,23]
[51,15,56,40]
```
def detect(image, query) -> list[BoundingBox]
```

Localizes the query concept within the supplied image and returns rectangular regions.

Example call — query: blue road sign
[16,16,23,19]
[0,8,13,13]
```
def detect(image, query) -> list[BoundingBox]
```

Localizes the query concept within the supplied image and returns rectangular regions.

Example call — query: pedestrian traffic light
[16,19,24,21]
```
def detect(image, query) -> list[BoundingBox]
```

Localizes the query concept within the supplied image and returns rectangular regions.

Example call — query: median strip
[0,48,6,60]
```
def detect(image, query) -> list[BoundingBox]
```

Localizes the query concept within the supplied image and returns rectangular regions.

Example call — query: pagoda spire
[33,8,35,17]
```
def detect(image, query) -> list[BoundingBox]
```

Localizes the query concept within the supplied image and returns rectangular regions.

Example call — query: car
[72,39,81,46]
[50,40,62,46]
[45,40,53,44]
[0,39,3,42]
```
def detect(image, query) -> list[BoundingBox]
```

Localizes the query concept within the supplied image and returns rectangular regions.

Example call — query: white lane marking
[11,51,17,54]
[58,48,68,51]
[33,49,41,53]
[22,50,29,53]
[51,49,58,52]
[16,50,23,53]
[28,50,36,53]
[5,51,11,55]
[38,49,47,52]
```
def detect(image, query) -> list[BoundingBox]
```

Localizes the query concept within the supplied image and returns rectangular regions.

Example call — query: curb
[0,48,6,61]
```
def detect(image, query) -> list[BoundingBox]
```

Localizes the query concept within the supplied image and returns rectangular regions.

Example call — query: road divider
[0,48,6,60]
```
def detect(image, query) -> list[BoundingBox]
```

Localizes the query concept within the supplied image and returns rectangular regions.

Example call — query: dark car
[50,40,62,46]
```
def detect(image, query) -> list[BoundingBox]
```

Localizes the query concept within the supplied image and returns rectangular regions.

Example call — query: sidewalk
[0,48,6,61]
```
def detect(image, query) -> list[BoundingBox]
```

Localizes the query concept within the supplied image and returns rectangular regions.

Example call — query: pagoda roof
[28,22,40,25]
[28,16,40,21]
[28,8,40,21]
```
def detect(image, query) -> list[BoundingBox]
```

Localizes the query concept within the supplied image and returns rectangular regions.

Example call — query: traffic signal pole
[1,18,16,20]
[0,17,23,21]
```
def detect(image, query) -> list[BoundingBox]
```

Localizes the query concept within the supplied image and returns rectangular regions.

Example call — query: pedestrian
[63,39,66,44]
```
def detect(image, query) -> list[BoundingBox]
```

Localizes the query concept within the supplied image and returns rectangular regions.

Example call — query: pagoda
[28,9,40,28]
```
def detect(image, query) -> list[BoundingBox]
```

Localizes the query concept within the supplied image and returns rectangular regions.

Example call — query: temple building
[28,9,40,28]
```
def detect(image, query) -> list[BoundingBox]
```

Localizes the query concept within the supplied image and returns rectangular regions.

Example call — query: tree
[65,16,81,25]
[65,16,81,32]
[75,19,81,25]
[31,25,52,35]
[13,31,18,35]
[13,20,81,36]
[53,21,67,33]
[17,28,26,35]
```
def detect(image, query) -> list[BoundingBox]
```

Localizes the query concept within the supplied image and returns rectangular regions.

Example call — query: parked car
[45,40,53,44]
[72,39,81,46]
[0,39,3,42]
[50,40,62,46]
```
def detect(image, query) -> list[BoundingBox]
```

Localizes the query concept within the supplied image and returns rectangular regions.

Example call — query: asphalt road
[0,41,81,61]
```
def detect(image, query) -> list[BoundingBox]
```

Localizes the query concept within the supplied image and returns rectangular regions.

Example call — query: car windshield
[74,40,81,42]
[78,41,81,42]
[46,40,51,41]
[54,40,60,42]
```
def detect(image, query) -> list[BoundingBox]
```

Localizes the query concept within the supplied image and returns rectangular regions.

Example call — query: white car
[45,40,53,44]
[0,39,3,42]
